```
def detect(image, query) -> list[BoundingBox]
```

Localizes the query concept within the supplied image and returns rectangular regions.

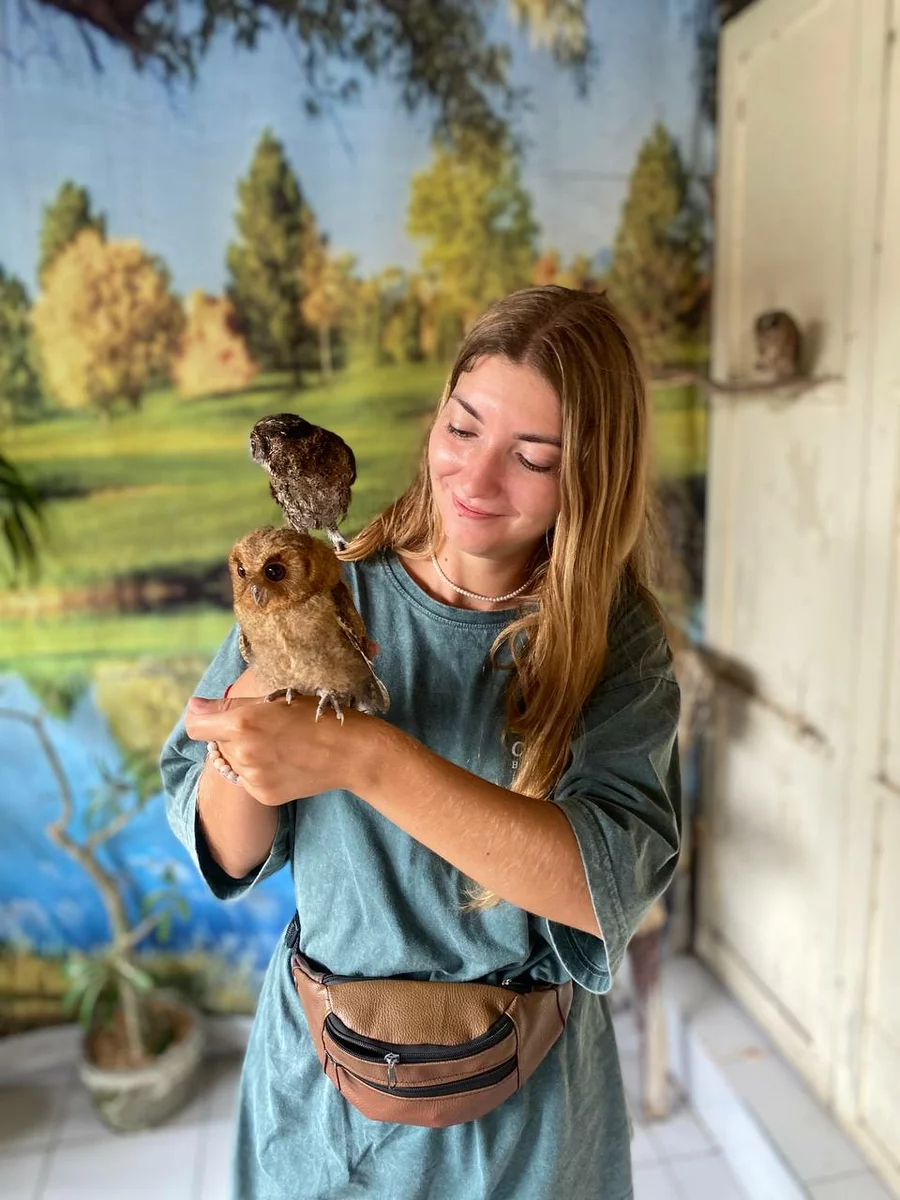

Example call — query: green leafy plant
[0,705,191,1065]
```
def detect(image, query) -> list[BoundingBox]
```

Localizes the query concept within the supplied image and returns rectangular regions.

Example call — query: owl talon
[265,689,289,704]
[315,689,345,724]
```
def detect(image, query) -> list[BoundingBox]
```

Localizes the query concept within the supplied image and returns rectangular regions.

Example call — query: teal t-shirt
[161,551,681,1200]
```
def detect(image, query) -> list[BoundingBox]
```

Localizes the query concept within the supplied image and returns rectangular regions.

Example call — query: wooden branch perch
[650,370,843,398]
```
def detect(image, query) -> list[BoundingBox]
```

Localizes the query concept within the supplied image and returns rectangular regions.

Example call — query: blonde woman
[161,285,681,1200]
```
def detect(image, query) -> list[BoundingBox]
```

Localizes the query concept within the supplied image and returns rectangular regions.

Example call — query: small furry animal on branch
[651,310,840,398]
[754,309,802,383]
[228,525,389,724]
[250,413,356,550]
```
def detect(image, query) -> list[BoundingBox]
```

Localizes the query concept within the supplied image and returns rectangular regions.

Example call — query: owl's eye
[264,562,286,582]
[236,564,246,578]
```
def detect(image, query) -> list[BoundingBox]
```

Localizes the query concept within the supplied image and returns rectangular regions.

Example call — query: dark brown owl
[754,311,803,382]
[228,526,389,722]
[249,413,356,550]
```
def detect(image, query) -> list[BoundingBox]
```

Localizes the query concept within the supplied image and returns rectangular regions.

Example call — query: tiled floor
[0,1008,856,1200]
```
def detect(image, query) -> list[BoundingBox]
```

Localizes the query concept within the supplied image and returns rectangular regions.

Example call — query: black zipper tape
[334,1055,518,1099]
[325,1013,514,1064]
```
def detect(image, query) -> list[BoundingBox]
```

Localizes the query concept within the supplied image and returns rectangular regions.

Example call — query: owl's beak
[250,584,268,607]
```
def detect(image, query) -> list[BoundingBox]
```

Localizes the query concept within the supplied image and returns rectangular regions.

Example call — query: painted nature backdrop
[0,0,715,1032]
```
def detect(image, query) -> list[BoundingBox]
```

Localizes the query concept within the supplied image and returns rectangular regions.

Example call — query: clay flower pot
[78,992,206,1132]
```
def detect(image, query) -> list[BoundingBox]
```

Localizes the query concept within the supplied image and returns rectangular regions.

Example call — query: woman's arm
[184,696,600,935]
[354,720,601,936]
[194,668,281,880]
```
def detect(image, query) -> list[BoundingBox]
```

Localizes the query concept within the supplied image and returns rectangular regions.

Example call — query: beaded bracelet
[205,682,242,786]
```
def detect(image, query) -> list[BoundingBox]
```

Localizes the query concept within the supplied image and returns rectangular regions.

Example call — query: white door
[699,0,900,1188]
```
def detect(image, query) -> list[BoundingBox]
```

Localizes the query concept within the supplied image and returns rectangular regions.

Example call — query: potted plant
[0,703,205,1132]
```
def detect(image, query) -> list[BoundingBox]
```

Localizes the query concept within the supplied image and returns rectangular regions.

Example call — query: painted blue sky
[0,0,707,296]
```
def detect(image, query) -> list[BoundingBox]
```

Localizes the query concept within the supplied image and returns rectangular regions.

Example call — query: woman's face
[428,355,563,562]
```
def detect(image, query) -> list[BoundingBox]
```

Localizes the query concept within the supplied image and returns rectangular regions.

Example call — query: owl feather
[250,413,356,550]
[228,526,389,723]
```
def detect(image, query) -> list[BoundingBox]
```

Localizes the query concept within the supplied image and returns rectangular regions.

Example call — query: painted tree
[531,249,601,291]
[172,291,258,398]
[32,230,183,414]
[38,181,107,282]
[300,238,357,381]
[0,267,42,423]
[606,124,707,366]
[24,1,591,149]
[227,131,315,375]
[408,133,538,327]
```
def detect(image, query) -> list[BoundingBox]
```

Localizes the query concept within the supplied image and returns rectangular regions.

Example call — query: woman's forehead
[451,356,561,431]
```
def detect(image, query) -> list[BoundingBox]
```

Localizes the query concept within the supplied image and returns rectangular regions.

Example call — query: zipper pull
[384,1052,400,1089]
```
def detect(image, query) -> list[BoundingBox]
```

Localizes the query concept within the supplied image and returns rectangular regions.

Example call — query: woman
[161,285,681,1200]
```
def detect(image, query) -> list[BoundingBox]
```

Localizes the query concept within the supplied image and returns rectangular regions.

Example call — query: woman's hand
[184,691,375,806]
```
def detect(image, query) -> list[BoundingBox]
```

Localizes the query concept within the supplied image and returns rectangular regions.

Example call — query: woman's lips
[452,495,499,519]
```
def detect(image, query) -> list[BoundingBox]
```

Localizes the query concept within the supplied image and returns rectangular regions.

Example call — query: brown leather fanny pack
[285,916,573,1128]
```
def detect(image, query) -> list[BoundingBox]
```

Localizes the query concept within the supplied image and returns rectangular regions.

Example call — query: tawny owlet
[754,310,803,382]
[228,526,389,722]
[250,413,356,550]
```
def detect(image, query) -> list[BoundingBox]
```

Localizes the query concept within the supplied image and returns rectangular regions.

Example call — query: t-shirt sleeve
[159,624,293,901]
[540,595,682,994]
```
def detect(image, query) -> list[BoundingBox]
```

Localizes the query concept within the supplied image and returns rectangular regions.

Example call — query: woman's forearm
[194,665,280,880]
[196,757,280,880]
[350,720,601,938]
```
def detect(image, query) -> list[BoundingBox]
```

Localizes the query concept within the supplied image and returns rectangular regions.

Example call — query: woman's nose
[459,444,503,497]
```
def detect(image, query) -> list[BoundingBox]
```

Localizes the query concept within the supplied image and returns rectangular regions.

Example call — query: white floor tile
[646,1107,716,1160]
[197,1116,237,1200]
[724,1056,868,1183]
[668,1152,750,1200]
[0,1066,71,1154]
[41,1122,202,1200]
[633,1162,680,1200]
[0,1149,46,1199]
[631,1119,661,1167]
[202,1056,242,1121]
[809,1171,897,1200]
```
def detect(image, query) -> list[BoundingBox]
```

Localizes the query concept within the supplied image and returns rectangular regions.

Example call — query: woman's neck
[400,547,532,611]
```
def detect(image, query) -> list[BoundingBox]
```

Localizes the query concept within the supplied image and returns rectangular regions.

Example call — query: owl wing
[330,579,390,712]
[238,626,253,665]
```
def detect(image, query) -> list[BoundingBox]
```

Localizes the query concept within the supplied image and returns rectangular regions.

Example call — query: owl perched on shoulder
[250,413,356,550]
[754,310,803,382]
[228,526,389,723]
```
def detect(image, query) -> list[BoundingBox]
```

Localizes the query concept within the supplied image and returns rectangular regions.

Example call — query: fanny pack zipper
[325,1012,514,1064]
[332,1053,518,1098]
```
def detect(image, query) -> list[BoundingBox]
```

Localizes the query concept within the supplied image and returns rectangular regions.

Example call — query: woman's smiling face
[428,355,563,563]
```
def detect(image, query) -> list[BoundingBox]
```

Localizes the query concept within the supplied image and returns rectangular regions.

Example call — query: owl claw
[264,688,296,704]
[315,689,345,724]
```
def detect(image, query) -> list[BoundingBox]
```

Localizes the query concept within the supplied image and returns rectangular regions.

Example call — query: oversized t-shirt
[160,551,681,1200]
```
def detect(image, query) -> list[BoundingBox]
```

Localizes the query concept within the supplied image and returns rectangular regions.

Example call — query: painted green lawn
[0,365,704,669]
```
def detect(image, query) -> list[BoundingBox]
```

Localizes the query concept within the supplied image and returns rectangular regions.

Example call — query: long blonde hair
[342,285,660,906]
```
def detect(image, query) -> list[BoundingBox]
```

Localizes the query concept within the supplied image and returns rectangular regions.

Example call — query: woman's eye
[264,562,286,582]
[447,423,475,439]
[236,564,246,578]
[517,455,555,474]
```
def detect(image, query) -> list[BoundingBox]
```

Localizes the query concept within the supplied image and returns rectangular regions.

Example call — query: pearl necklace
[430,553,530,604]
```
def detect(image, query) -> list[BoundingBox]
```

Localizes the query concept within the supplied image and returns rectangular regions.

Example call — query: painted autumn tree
[172,291,258,398]
[300,236,357,382]
[38,181,107,282]
[408,132,538,328]
[22,1,591,149]
[32,230,184,414]
[606,124,707,366]
[226,131,315,376]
